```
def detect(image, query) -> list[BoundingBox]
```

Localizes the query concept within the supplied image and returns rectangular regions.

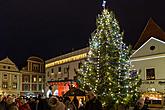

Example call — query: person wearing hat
[85,91,102,110]
[48,96,65,110]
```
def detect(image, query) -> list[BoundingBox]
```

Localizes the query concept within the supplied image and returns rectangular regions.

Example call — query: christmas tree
[78,2,141,109]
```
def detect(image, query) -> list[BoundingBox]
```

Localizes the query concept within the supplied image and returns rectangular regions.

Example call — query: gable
[131,37,165,58]
[0,57,15,65]
[0,57,19,71]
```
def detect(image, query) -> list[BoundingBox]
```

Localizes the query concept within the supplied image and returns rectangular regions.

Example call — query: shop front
[47,80,78,97]
[142,92,163,108]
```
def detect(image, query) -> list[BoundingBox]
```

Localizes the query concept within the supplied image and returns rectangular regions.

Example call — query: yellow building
[20,56,45,97]
[0,57,21,96]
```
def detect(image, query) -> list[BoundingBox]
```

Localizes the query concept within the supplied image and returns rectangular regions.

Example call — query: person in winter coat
[133,102,143,110]
[0,97,7,110]
[19,99,31,110]
[133,97,146,110]
[85,91,102,110]
[141,97,149,110]
[48,96,65,110]
[6,96,18,110]
[72,95,79,110]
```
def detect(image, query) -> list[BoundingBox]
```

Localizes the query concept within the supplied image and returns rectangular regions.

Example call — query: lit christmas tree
[78,2,141,109]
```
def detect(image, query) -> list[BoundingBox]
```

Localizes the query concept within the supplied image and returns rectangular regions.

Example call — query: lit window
[12,83,17,89]
[146,68,155,80]
[39,77,42,82]
[2,82,8,89]
[33,77,37,82]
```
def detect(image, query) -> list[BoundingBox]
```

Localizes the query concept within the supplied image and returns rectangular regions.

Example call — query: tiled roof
[134,18,165,49]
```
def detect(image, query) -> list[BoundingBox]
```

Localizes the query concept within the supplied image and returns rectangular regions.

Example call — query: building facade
[20,56,45,97]
[0,57,21,96]
[45,47,89,96]
[45,18,165,106]
[131,18,165,107]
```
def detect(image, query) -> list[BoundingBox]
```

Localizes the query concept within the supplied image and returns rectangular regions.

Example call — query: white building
[45,47,89,96]
[131,18,165,107]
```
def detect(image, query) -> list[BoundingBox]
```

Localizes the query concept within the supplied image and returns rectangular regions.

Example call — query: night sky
[0,0,165,68]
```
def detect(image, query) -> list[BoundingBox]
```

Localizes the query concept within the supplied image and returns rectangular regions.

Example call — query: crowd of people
[0,91,102,110]
[0,91,150,110]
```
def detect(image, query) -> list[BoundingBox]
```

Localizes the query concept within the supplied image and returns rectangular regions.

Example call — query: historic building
[20,56,45,97]
[131,18,165,107]
[45,18,165,107]
[0,57,21,96]
[45,47,89,96]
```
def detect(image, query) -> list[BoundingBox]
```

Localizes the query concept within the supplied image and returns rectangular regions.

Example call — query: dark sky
[0,0,165,67]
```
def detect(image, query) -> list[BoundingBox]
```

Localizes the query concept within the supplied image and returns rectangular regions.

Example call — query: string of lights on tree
[78,0,141,108]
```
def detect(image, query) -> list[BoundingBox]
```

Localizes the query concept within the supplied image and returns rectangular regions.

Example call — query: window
[13,75,17,81]
[3,74,8,80]
[150,46,156,51]
[64,77,68,80]
[38,84,42,91]
[32,76,37,83]
[32,63,40,72]
[8,66,10,69]
[39,76,42,82]
[58,67,61,72]
[23,75,30,82]
[22,84,30,91]
[64,66,69,73]
[43,76,45,82]
[3,66,6,69]
[2,82,8,89]
[146,68,155,80]
[78,62,82,69]
[51,68,54,73]
[32,84,37,91]
[12,83,17,89]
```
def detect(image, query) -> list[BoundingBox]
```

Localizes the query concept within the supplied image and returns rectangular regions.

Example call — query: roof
[63,87,86,96]
[27,56,44,62]
[0,57,16,65]
[134,18,165,49]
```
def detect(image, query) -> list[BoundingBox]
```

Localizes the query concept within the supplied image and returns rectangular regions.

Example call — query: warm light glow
[45,53,87,68]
